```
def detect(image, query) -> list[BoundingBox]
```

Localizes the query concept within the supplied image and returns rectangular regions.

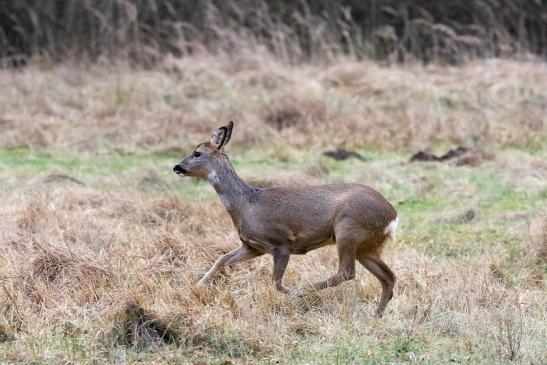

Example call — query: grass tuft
[110,301,179,351]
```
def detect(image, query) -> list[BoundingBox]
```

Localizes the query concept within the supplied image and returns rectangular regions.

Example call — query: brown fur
[174,122,398,316]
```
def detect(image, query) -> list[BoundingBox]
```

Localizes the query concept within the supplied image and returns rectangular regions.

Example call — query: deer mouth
[173,165,187,175]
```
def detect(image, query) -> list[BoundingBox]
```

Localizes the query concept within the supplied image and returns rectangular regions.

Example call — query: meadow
[0,55,545,364]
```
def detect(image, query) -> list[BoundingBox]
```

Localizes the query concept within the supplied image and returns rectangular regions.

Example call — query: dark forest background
[1,0,546,66]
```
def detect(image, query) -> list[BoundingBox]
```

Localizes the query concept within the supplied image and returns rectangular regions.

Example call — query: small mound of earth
[409,151,439,162]
[41,173,85,186]
[455,209,477,223]
[323,148,365,161]
[437,209,477,224]
[244,171,320,188]
[410,146,493,166]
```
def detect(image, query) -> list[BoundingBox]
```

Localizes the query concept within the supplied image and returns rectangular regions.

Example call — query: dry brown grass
[0,55,546,363]
[0,55,545,155]
[0,156,545,363]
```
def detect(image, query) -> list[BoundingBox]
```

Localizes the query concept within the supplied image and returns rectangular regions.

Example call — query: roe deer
[173,121,399,316]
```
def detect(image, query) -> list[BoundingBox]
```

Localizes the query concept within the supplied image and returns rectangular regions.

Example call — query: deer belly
[241,237,276,253]
[290,237,335,255]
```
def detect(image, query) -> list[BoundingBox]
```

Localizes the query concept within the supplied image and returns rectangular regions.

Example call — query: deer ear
[210,121,234,149]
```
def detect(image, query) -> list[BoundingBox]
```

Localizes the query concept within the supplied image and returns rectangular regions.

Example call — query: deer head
[173,121,234,179]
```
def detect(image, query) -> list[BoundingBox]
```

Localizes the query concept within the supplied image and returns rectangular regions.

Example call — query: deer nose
[173,165,186,175]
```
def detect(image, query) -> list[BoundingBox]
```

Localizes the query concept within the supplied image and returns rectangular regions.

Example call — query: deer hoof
[196,279,208,288]
[276,284,300,297]
[375,308,386,318]
[286,288,305,298]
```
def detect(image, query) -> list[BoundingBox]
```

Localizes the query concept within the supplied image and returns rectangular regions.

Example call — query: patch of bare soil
[322,148,365,161]
[410,146,493,166]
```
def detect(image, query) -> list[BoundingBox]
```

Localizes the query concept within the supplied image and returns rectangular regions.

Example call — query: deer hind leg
[197,245,262,287]
[313,228,358,290]
[356,246,396,317]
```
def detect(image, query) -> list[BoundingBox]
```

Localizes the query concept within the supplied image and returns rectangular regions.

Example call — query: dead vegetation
[0,57,545,155]
[263,98,327,132]
[110,301,179,350]
[0,55,545,363]
[0,144,545,363]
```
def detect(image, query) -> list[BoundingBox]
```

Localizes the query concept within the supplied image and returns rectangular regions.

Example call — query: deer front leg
[197,245,261,287]
[272,249,291,294]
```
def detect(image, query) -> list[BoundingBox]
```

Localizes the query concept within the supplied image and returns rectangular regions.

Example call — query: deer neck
[207,158,259,219]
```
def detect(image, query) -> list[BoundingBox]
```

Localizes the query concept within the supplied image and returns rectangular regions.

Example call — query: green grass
[1,146,543,219]
[0,148,176,176]
[1,146,543,263]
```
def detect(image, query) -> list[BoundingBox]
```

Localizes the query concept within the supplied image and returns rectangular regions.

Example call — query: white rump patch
[384,216,399,240]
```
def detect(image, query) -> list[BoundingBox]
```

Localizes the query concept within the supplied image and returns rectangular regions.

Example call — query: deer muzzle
[173,165,187,175]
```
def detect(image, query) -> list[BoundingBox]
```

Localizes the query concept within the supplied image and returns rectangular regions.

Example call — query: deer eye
[193,151,201,158]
